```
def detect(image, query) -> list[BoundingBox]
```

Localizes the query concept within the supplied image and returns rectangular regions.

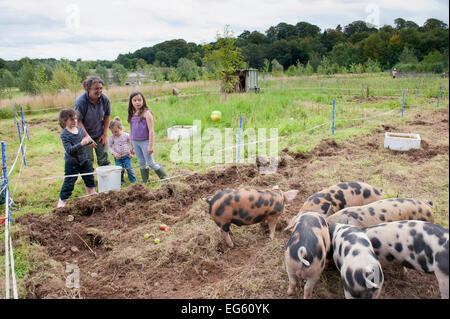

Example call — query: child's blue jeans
[114,155,137,183]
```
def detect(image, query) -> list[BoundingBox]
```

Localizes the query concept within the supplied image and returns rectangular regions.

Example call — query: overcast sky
[0,0,448,61]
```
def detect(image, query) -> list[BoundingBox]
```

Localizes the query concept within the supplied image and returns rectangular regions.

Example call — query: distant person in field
[74,76,111,168]
[108,116,137,184]
[128,91,169,183]
[57,108,97,208]
[392,68,397,79]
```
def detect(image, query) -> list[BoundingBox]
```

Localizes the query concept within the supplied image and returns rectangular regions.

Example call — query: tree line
[0,17,448,96]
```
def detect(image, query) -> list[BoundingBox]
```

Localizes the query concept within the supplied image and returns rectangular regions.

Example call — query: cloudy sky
[0,0,448,61]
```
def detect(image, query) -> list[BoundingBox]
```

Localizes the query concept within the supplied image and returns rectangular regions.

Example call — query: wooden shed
[228,69,260,93]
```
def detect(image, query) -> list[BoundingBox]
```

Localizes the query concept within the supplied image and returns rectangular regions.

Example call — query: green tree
[176,58,199,81]
[95,65,109,87]
[271,59,283,74]
[202,26,245,93]
[52,59,81,92]
[17,58,51,94]
[76,61,91,82]
[112,63,128,85]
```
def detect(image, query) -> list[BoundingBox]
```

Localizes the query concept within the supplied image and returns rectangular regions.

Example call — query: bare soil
[10,108,450,299]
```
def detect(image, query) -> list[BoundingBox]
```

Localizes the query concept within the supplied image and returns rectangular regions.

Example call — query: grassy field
[0,73,448,299]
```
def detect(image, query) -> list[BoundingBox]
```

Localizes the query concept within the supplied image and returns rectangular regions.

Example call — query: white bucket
[96,165,122,193]
[384,132,421,151]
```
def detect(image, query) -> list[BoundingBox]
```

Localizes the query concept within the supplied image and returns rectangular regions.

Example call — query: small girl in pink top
[108,116,137,183]
[127,91,169,183]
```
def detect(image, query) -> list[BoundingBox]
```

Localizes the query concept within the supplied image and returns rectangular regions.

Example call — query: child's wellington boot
[154,167,169,183]
[140,168,150,183]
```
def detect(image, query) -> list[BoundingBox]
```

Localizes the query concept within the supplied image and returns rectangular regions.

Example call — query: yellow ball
[211,110,222,122]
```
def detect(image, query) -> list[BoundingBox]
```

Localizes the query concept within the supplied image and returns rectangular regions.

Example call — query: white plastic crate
[384,132,421,151]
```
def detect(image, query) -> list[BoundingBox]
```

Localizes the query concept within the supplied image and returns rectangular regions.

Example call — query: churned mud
[10,108,450,299]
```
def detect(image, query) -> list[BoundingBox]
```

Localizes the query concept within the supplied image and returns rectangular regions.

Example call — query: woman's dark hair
[82,76,104,91]
[59,108,79,129]
[128,91,152,123]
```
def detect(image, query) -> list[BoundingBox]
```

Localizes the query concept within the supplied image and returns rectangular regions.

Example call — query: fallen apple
[210,110,222,122]
[164,226,171,232]
[159,224,167,230]
[154,238,161,244]
[144,233,150,239]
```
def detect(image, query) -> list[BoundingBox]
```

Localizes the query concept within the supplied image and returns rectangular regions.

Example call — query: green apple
[144,233,150,239]
[210,110,222,122]
[154,238,160,244]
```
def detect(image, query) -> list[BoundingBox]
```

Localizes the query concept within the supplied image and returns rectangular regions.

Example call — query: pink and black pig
[364,221,449,299]
[286,182,382,231]
[330,223,384,299]
[326,198,434,227]
[285,211,331,298]
[209,188,298,247]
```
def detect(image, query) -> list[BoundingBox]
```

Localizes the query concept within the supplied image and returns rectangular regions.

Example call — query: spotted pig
[326,198,434,227]
[285,211,331,298]
[364,221,449,299]
[209,188,298,247]
[286,182,382,231]
[329,223,384,299]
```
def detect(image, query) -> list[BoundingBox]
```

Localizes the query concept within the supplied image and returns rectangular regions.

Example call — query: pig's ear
[285,213,301,231]
[283,190,299,202]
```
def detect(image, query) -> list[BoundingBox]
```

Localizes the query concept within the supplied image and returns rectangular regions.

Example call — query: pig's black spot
[363,189,371,199]
[417,255,431,273]
[348,182,362,195]
[334,190,347,209]
[402,260,415,269]
[221,223,231,232]
[255,196,265,208]
[352,249,360,256]
[369,208,376,216]
[232,218,245,226]
[410,229,417,236]
[393,204,398,207]
[238,208,249,219]
[370,237,382,249]
[379,215,385,221]
[346,268,355,288]
[395,243,403,253]
[325,193,333,202]
[397,199,405,203]
[274,202,284,213]
[354,269,365,287]
[408,221,417,228]
[233,210,238,216]
[412,211,417,215]
[321,202,330,214]
[358,238,370,247]
[374,188,381,195]
[253,215,265,223]
[264,200,269,206]
[313,198,321,205]
[418,207,422,213]
[330,190,335,193]
[435,242,449,276]
[249,195,254,202]
[344,246,350,256]
[234,194,240,202]
[269,197,274,206]
[381,209,387,213]
[337,183,349,190]
[386,253,396,262]
[427,211,431,217]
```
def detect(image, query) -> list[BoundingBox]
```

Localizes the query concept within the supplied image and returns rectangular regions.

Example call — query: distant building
[223,69,259,93]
